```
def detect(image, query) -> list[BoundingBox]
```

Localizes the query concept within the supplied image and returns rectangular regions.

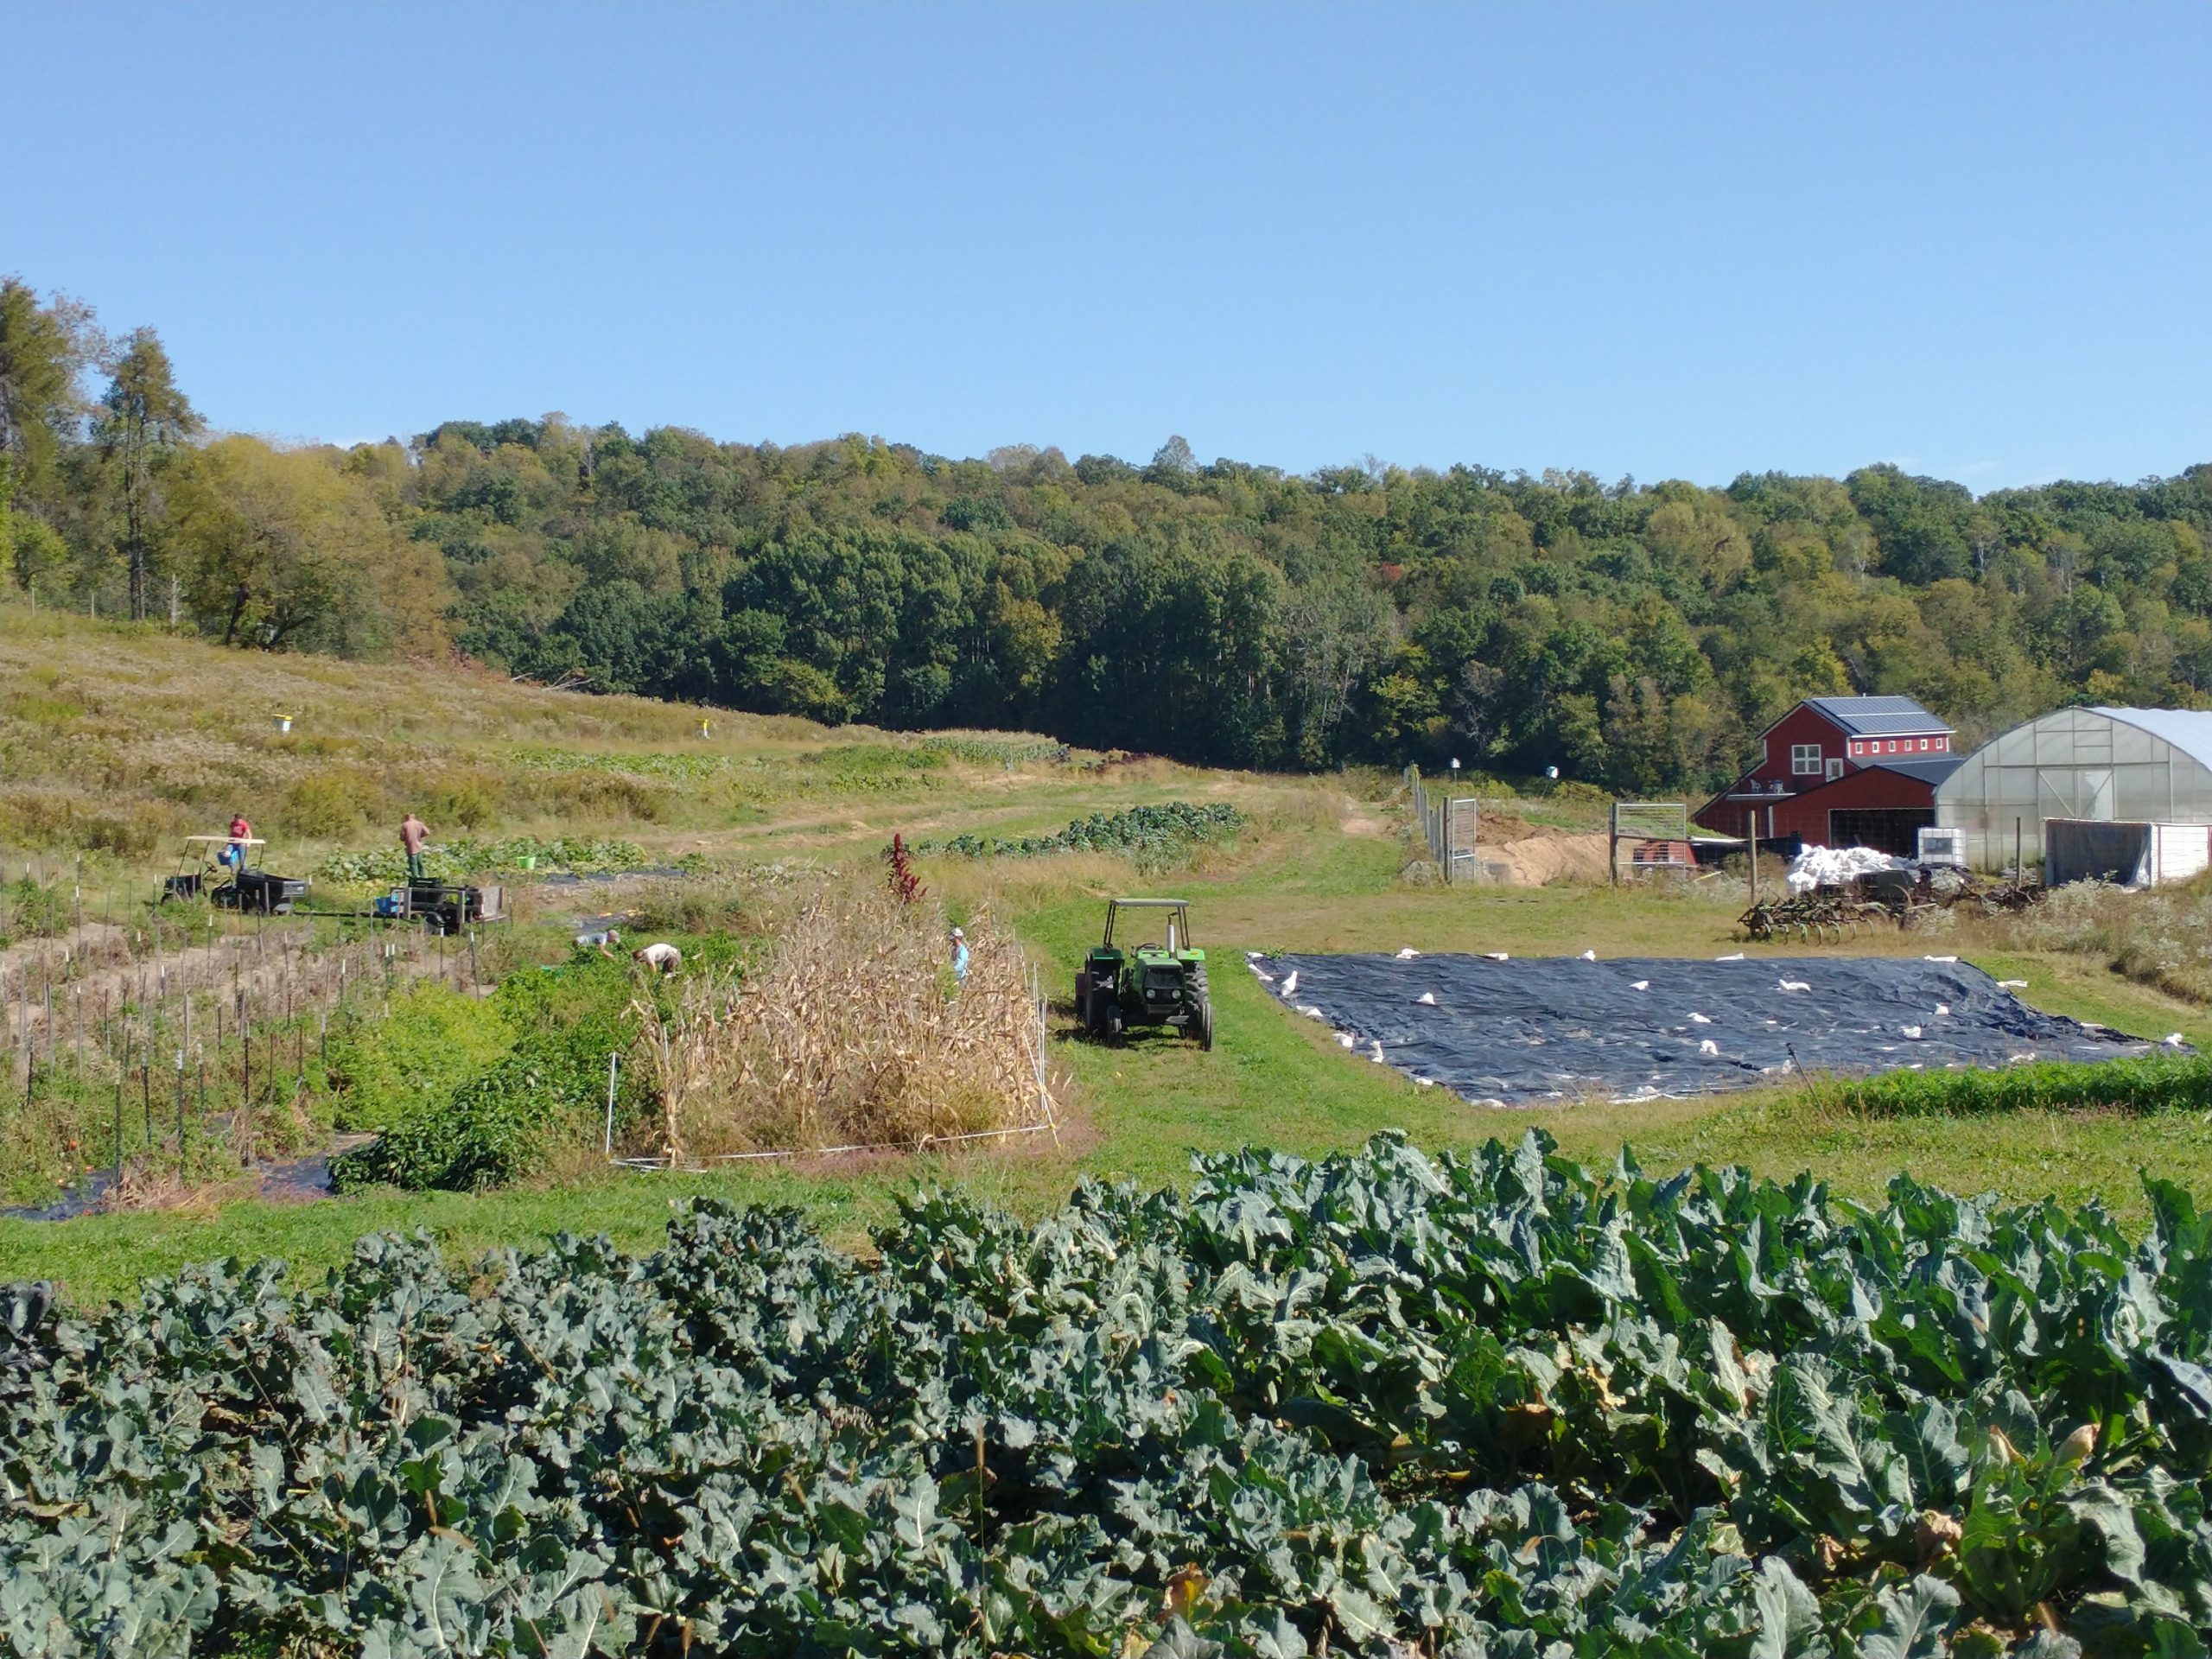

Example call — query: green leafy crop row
[505,747,743,782]
[1811,1052,2212,1116]
[926,801,1245,865]
[314,836,648,885]
[320,982,522,1135]
[6,1132,2208,1657]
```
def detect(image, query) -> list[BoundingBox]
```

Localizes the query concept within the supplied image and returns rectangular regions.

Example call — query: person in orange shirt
[399,812,430,882]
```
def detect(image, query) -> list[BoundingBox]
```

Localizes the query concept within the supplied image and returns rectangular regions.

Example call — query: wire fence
[1,854,486,1202]
[1404,766,1479,883]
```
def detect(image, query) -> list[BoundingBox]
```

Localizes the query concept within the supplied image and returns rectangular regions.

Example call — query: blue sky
[6,2,2206,490]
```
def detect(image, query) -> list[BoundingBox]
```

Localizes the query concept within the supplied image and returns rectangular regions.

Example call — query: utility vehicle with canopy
[162,835,311,915]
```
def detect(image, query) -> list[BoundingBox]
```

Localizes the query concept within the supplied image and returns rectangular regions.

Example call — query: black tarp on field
[1251,952,2171,1104]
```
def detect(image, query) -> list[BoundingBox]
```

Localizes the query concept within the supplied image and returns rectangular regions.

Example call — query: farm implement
[1738,866,2044,942]
[160,831,506,933]
[368,881,508,936]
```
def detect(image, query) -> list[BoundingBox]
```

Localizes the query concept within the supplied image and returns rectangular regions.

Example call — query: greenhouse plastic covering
[1251,951,2171,1104]
[1937,706,2212,867]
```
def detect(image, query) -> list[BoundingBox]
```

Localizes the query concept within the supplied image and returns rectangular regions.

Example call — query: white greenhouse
[1935,706,2212,875]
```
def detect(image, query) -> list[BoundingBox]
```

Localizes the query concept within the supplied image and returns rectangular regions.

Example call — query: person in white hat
[948,925,969,985]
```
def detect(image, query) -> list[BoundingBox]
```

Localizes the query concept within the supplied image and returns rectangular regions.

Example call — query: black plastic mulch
[1251,951,2171,1105]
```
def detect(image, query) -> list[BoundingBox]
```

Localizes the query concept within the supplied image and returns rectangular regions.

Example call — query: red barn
[1694,696,1961,855]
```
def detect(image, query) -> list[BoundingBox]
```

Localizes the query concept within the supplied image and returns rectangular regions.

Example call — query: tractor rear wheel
[1074,969,1091,1027]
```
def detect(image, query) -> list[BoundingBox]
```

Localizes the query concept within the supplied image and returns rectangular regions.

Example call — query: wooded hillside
[6,276,2209,791]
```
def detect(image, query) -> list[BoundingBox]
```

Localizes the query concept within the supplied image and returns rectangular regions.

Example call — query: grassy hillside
[0,605,1372,872]
[4,605,2209,1306]
[0,604,1026,860]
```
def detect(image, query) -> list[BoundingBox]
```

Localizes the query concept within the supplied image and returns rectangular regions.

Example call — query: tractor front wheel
[1198,999,1214,1052]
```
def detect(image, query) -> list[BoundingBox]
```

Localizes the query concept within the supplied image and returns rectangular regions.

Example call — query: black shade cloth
[1253,952,2170,1104]
[2046,820,2152,887]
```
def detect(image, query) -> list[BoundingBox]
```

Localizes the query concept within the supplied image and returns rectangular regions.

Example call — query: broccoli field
[5,1132,2209,1658]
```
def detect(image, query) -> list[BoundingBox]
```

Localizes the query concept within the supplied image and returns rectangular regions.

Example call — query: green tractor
[1076,898,1212,1050]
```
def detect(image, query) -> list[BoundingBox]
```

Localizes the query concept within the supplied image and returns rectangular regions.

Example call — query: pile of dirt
[1463,806,1539,843]
[1474,832,1611,887]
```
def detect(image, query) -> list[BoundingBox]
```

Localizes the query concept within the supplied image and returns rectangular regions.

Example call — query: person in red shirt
[225,814,253,870]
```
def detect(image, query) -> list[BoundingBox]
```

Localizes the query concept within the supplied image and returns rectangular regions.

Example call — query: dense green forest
[5,276,2209,791]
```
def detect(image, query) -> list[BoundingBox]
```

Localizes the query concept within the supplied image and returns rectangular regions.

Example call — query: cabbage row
[4,1132,2209,1657]
[926,801,1245,863]
[315,836,649,886]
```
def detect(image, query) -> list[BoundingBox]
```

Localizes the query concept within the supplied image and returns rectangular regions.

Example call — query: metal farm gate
[1405,766,1479,883]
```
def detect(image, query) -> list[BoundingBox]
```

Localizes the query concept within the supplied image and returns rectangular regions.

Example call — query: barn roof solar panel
[1803,696,1954,737]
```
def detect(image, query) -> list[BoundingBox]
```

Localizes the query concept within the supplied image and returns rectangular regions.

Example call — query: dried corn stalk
[626,885,1048,1162]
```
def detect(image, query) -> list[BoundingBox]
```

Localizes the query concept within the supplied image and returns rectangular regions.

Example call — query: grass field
[5,606,2210,1305]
